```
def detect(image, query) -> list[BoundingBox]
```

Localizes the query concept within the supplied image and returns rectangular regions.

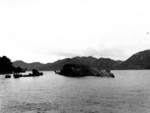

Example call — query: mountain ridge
[13,49,150,70]
[13,56,120,70]
[118,49,150,69]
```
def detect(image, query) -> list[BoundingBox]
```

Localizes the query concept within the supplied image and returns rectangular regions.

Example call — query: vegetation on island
[0,56,13,74]
[0,56,25,74]
[58,63,115,78]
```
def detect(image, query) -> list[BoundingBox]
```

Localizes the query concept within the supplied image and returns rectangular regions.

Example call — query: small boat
[5,75,11,78]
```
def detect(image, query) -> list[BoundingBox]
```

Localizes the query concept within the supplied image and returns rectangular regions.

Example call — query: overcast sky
[0,0,150,63]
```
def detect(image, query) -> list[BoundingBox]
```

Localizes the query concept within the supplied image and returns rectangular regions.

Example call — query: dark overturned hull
[13,72,43,78]
[58,64,115,78]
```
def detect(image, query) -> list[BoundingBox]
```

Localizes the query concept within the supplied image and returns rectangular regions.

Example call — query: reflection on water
[0,70,150,113]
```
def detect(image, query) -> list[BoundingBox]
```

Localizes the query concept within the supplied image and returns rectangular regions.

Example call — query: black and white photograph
[0,0,150,113]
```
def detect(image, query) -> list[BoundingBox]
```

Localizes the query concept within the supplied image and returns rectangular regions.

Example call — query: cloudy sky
[0,0,150,63]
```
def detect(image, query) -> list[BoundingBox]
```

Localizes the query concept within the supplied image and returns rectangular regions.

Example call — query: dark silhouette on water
[58,64,115,78]
[13,69,43,78]
[13,66,26,78]
[13,73,22,78]
[31,69,43,76]
[5,75,11,78]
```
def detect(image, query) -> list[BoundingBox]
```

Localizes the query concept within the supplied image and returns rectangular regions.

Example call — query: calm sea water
[0,70,150,113]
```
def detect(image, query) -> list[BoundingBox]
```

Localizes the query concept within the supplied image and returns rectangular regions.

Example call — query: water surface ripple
[0,70,150,113]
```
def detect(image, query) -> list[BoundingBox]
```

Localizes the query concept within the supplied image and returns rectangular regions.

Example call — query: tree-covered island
[0,56,25,74]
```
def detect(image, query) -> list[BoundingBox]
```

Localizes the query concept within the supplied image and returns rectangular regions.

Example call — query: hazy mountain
[13,60,45,70]
[41,56,98,70]
[119,50,150,69]
[93,58,120,70]
[13,56,121,71]
[11,49,150,70]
